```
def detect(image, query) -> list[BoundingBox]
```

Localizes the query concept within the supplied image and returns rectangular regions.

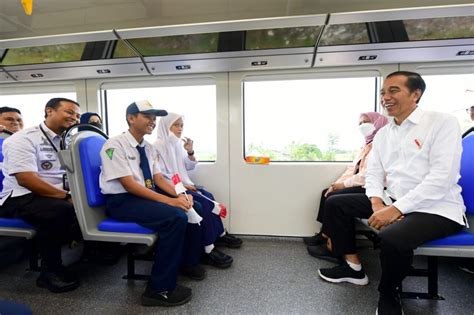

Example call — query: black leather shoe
[181,264,206,280]
[36,271,80,293]
[303,232,326,246]
[215,233,243,249]
[141,284,192,307]
[201,248,233,268]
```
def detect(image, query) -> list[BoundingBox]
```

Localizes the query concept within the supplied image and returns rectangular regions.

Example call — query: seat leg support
[122,244,150,281]
[26,239,39,272]
[401,256,444,300]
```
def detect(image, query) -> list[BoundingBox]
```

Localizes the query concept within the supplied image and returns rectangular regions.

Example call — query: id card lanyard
[39,124,69,190]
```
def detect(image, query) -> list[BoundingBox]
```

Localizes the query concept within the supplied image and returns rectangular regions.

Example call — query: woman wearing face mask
[79,112,103,130]
[154,113,243,269]
[305,112,388,261]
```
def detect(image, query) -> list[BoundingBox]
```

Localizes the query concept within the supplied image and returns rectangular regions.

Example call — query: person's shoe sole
[375,306,404,315]
[318,269,369,286]
[141,293,192,307]
[459,266,474,274]
[36,279,80,293]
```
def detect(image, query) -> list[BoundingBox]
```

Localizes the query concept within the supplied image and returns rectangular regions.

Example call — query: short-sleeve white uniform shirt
[100,131,161,195]
[1,122,64,201]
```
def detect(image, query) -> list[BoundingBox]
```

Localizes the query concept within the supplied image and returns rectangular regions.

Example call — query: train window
[245,26,322,50]
[0,91,77,128]
[319,23,370,46]
[417,73,474,133]
[1,43,86,66]
[243,76,377,162]
[404,16,474,41]
[112,41,138,58]
[113,33,219,57]
[102,83,217,161]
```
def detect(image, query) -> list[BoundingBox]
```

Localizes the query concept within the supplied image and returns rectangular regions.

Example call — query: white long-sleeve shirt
[365,107,466,226]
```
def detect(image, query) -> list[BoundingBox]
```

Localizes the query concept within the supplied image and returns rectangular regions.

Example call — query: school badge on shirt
[145,179,153,189]
[106,148,114,160]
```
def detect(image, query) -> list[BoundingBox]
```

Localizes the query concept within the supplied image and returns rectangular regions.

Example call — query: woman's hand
[183,137,194,154]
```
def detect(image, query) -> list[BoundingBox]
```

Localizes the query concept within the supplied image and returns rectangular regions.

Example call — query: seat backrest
[459,134,474,215]
[79,136,106,207]
[59,131,108,240]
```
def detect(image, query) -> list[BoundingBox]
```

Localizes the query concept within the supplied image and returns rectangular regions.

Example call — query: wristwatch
[187,150,195,156]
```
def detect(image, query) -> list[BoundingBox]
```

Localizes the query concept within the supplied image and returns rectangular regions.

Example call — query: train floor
[0,236,472,315]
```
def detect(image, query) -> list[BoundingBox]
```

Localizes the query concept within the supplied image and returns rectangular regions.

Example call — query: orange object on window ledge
[245,156,270,164]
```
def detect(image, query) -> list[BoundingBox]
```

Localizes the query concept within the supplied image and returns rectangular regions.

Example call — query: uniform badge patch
[106,148,114,160]
[41,161,53,170]
[145,179,153,189]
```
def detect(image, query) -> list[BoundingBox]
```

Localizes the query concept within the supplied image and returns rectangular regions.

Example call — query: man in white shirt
[317,71,465,315]
[0,98,82,293]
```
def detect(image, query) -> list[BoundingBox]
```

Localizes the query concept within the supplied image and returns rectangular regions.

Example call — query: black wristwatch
[64,192,72,200]
[187,150,194,156]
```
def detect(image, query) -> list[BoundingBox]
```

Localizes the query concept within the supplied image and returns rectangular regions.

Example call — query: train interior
[0,0,473,314]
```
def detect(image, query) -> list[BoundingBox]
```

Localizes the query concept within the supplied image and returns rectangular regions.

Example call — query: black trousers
[0,193,80,272]
[323,193,463,295]
[317,186,366,223]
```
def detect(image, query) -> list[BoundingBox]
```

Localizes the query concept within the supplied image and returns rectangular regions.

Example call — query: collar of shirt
[388,106,423,129]
[40,121,61,142]
[125,130,146,148]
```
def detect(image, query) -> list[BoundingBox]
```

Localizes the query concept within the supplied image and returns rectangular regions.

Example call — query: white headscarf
[154,112,195,185]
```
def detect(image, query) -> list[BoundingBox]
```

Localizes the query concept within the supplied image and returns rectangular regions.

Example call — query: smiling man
[0,98,82,293]
[0,107,24,134]
[317,72,465,315]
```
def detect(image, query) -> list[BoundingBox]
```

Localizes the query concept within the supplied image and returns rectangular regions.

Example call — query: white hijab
[154,112,194,185]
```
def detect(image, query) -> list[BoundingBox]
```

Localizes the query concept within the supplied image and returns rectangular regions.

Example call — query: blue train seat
[59,130,158,279]
[0,137,36,239]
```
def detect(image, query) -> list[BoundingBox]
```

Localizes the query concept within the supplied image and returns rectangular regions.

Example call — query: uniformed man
[0,98,81,293]
[99,100,203,307]
[0,107,24,135]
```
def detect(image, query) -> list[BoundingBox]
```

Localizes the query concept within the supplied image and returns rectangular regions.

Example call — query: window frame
[99,76,219,162]
[241,70,382,163]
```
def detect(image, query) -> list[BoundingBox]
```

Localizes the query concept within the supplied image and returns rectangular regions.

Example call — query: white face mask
[359,122,376,138]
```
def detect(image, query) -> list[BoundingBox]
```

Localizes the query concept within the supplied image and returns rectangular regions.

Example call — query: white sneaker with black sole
[318,262,369,285]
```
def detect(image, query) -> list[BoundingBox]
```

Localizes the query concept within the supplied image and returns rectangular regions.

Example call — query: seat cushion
[421,231,474,246]
[0,218,34,229]
[98,218,154,234]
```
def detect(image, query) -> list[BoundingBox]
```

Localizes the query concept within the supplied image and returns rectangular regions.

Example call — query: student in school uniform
[154,113,242,268]
[99,101,203,307]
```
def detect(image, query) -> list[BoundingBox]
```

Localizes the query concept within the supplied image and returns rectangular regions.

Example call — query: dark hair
[125,113,137,127]
[0,106,21,115]
[44,97,80,118]
[386,71,426,104]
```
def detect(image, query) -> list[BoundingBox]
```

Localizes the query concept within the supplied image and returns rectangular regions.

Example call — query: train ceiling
[0,1,473,83]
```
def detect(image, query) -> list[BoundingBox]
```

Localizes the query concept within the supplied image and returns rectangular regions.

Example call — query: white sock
[220,231,226,237]
[346,259,362,271]
[204,244,214,254]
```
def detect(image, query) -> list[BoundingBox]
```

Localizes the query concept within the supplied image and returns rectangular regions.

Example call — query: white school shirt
[0,122,64,202]
[100,131,161,195]
[365,107,465,226]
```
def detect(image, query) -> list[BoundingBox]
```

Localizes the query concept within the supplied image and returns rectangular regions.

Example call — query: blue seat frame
[59,131,158,280]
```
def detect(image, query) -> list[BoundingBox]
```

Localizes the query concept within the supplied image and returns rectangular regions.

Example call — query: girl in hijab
[154,113,242,268]
[305,112,389,261]
[79,112,103,130]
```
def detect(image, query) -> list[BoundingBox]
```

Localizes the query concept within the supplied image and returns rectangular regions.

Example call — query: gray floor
[0,237,473,315]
